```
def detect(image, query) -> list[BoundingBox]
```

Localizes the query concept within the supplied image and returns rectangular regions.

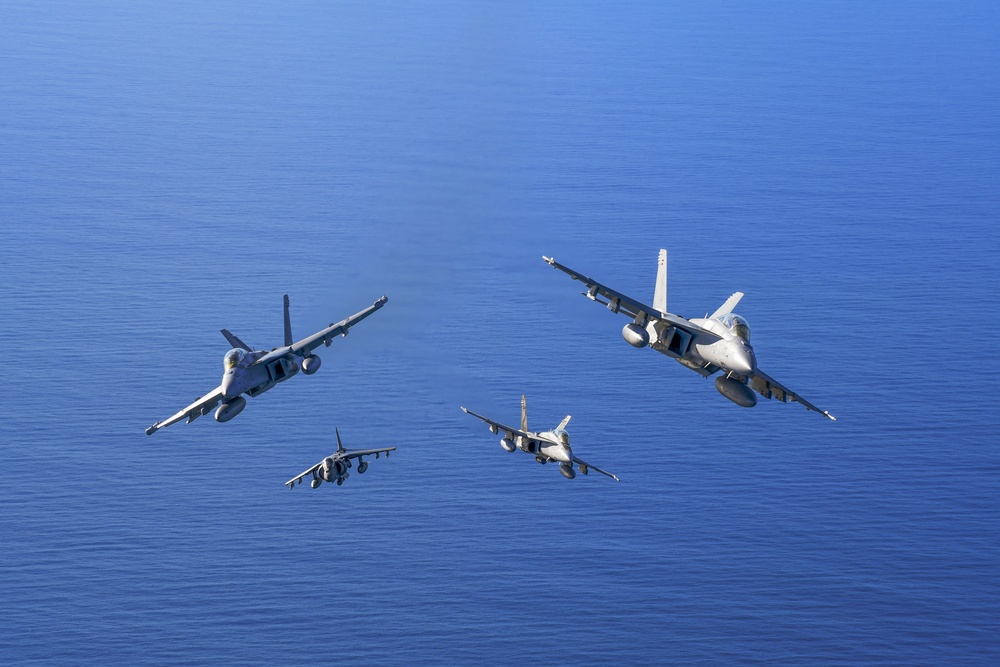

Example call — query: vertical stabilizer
[283,294,293,347]
[653,249,667,314]
[521,395,528,432]
[336,427,345,453]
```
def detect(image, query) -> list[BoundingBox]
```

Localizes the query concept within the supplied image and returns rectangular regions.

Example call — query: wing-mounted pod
[301,355,321,374]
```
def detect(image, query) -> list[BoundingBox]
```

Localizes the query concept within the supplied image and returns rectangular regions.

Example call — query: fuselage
[221,346,300,400]
[645,312,756,376]
[516,428,573,464]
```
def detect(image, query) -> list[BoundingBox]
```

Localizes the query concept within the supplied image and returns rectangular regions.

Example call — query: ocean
[1,1,998,664]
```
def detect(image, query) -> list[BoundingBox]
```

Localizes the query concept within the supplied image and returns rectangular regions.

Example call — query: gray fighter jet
[145,294,388,435]
[461,396,619,481]
[543,251,835,420]
[285,428,395,489]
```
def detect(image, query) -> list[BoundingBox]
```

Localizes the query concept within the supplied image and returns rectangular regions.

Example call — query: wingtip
[460,406,469,413]
[542,255,554,265]
[376,295,388,306]
[825,412,837,421]
[145,422,159,436]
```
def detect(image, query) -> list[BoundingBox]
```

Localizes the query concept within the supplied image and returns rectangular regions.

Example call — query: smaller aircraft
[461,396,619,481]
[286,428,395,489]
[145,294,387,435]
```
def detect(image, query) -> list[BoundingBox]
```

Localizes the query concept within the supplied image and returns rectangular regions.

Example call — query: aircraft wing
[461,406,530,440]
[285,461,323,489]
[344,447,396,459]
[542,256,719,340]
[145,386,225,435]
[290,295,388,358]
[572,455,620,482]
[748,369,836,421]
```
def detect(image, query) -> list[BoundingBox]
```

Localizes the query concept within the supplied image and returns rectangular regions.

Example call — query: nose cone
[221,372,240,400]
[731,346,756,374]
[559,446,573,464]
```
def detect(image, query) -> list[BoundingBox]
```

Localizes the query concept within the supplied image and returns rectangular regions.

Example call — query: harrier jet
[461,396,619,481]
[543,251,835,420]
[145,294,388,435]
[285,428,395,489]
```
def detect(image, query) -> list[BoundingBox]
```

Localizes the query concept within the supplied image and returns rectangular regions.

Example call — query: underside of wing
[344,447,396,459]
[572,455,620,481]
[749,369,836,420]
[542,256,719,340]
[285,462,322,489]
[290,295,388,358]
[146,386,225,435]
[461,407,530,440]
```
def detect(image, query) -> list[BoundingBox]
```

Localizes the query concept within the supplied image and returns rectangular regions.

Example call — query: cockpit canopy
[224,348,246,370]
[555,429,570,446]
[720,313,750,341]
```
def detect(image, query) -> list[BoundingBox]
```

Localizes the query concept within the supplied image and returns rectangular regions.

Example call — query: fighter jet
[145,294,388,435]
[543,251,835,420]
[461,396,619,481]
[285,428,395,489]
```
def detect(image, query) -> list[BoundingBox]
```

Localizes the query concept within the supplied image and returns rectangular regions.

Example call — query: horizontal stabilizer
[710,292,744,319]
[221,328,251,350]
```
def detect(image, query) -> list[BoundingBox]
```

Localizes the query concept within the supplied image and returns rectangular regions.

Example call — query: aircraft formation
[145,250,835,488]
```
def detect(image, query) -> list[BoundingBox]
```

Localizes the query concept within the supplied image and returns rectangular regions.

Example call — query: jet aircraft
[285,428,395,489]
[145,294,388,435]
[461,396,619,481]
[543,251,835,420]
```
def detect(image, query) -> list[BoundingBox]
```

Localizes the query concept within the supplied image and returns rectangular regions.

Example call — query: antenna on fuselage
[283,294,293,347]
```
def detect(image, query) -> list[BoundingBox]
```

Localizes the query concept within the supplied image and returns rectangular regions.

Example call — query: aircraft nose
[222,373,240,400]
[732,347,756,374]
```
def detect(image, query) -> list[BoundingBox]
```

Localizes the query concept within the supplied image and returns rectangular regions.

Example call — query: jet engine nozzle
[622,323,650,348]
[214,396,247,422]
[302,355,321,375]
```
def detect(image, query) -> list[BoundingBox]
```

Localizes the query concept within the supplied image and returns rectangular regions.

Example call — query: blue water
[2,1,998,664]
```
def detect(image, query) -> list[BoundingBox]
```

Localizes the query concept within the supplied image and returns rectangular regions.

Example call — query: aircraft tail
[336,427,345,453]
[283,294,293,347]
[709,292,745,319]
[221,329,251,350]
[521,395,528,432]
[557,415,571,430]
[653,249,667,314]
